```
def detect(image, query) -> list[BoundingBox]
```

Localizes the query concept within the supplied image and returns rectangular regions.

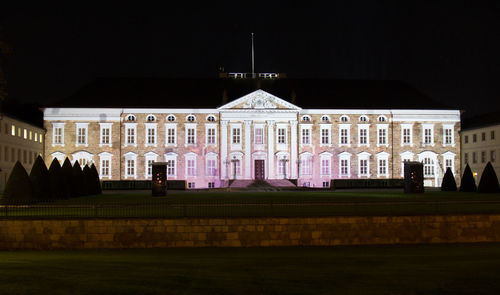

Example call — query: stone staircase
[229,180,254,188]
[229,179,296,191]
[265,179,297,188]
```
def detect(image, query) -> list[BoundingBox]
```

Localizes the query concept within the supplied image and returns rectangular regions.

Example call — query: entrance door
[255,160,265,180]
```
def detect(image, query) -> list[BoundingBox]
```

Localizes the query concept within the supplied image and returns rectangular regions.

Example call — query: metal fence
[2,199,500,219]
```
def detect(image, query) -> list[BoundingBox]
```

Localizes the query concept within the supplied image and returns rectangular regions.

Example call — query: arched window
[126,114,136,122]
[301,115,311,122]
[378,115,387,122]
[359,115,368,122]
[340,115,349,122]
[166,115,176,122]
[207,115,216,122]
[146,114,156,122]
[423,157,435,177]
[321,115,330,122]
[186,115,196,122]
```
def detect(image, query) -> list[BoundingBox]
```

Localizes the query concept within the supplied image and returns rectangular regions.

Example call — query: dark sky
[1,2,500,117]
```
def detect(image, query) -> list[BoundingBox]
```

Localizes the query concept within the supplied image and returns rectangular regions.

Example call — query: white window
[443,124,454,146]
[301,115,311,122]
[254,126,264,145]
[376,152,389,177]
[339,124,350,146]
[146,114,156,122]
[442,152,456,175]
[320,125,331,146]
[144,152,158,178]
[145,123,157,146]
[423,157,434,177]
[75,123,89,147]
[229,153,243,179]
[206,124,217,145]
[340,115,349,122]
[124,152,137,179]
[207,115,216,122]
[321,115,330,122]
[320,152,332,176]
[52,123,65,146]
[99,123,112,147]
[300,153,312,176]
[187,159,196,176]
[185,123,197,146]
[50,151,66,164]
[277,127,286,144]
[300,125,312,145]
[165,123,177,146]
[276,153,289,178]
[230,124,242,149]
[377,115,387,122]
[186,115,196,122]
[125,123,137,146]
[206,153,218,177]
[126,114,136,121]
[358,124,369,146]
[167,115,176,122]
[359,115,368,122]
[422,124,434,146]
[401,124,413,146]
[338,152,351,177]
[357,152,371,177]
[377,125,388,146]
[165,153,178,177]
[400,151,414,177]
[98,152,112,179]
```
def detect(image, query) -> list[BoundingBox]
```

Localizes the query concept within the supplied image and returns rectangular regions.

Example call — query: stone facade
[44,90,461,188]
[0,214,499,249]
[461,123,500,181]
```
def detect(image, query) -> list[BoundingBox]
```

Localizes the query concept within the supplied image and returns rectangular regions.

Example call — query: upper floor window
[100,124,111,146]
[186,127,196,145]
[145,125,157,146]
[464,135,469,144]
[206,126,216,145]
[255,127,264,145]
[146,115,156,122]
[340,115,349,122]
[52,123,65,146]
[473,134,477,142]
[482,132,486,141]
[321,115,330,122]
[422,124,434,146]
[277,128,287,144]
[207,115,216,122]
[301,128,311,145]
[443,127,453,146]
[320,127,330,145]
[359,115,368,122]
[492,130,495,140]
[167,115,176,122]
[186,115,196,122]
[75,123,89,146]
[377,115,387,122]
[126,114,136,122]
[232,127,241,144]
[125,124,137,146]
[301,115,311,122]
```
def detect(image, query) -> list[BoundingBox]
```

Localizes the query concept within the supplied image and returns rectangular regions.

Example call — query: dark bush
[1,161,35,204]
[82,165,92,196]
[460,164,477,192]
[71,161,84,197]
[29,155,52,200]
[478,162,500,193]
[90,163,102,194]
[441,167,457,191]
[48,158,64,199]
[61,158,74,198]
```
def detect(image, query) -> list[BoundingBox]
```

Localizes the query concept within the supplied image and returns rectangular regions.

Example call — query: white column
[267,120,275,179]
[290,120,298,179]
[244,120,252,179]
[220,120,228,180]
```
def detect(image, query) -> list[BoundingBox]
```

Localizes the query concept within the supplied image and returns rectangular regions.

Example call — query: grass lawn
[1,243,500,294]
[2,190,500,218]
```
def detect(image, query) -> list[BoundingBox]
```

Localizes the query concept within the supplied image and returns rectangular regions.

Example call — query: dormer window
[167,115,176,122]
[207,115,216,122]
[186,115,196,122]
[340,115,349,122]
[126,114,136,122]
[378,115,387,122]
[321,115,330,122]
[146,115,156,122]
[302,115,311,122]
[359,115,368,122]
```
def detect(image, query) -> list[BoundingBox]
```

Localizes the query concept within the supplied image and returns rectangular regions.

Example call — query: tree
[71,160,84,197]
[61,158,74,198]
[478,162,500,193]
[441,167,457,191]
[1,161,34,204]
[29,155,52,200]
[90,163,102,194]
[48,158,64,199]
[82,165,91,196]
[460,164,477,192]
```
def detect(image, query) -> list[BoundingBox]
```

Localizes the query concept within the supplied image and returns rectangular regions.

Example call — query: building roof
[461,110,500,130]
[49,77,450,110]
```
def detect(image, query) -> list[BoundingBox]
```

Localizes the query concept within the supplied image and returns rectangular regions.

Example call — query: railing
[2,199,500,219]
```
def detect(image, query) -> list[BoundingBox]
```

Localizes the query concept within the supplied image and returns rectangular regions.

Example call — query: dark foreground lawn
[1,243,500,294]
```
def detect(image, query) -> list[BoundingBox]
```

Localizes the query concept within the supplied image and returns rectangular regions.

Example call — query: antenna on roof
[251,33,255,79]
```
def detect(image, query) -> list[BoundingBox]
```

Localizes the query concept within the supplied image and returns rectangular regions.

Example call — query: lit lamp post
[231,156,238,180]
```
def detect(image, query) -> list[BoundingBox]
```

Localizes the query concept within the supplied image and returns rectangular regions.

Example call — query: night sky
[1,2,500,117]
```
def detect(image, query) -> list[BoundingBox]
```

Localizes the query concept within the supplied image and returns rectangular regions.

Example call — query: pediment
[218,90,301,110]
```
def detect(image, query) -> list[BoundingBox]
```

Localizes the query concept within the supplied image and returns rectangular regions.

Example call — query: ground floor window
[423,157,434,177]
[126,159,135,178]
[101,159,110,177]
[322,181,329,188]
[208,182,215,188]
[188,182,195,189]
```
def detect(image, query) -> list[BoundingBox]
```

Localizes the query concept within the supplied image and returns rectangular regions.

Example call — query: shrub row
[1,157,102,204]
[442,162,499,193]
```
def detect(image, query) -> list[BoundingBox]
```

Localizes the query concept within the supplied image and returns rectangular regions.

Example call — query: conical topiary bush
[48,158,64,199]
[82,165,92,196]
[460,164,477,192]
[441,167,457,191]
[478,162,500,193]
[29,155,52,200]
[61,158,73,198]
[2,161,35,204]
[71,160,84,197]
[90,163,102,195]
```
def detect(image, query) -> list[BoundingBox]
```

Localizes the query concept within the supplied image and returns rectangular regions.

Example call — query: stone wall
[0,214,499,250]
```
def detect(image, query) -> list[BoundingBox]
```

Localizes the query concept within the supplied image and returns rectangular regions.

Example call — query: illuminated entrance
[254,160,265,180]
